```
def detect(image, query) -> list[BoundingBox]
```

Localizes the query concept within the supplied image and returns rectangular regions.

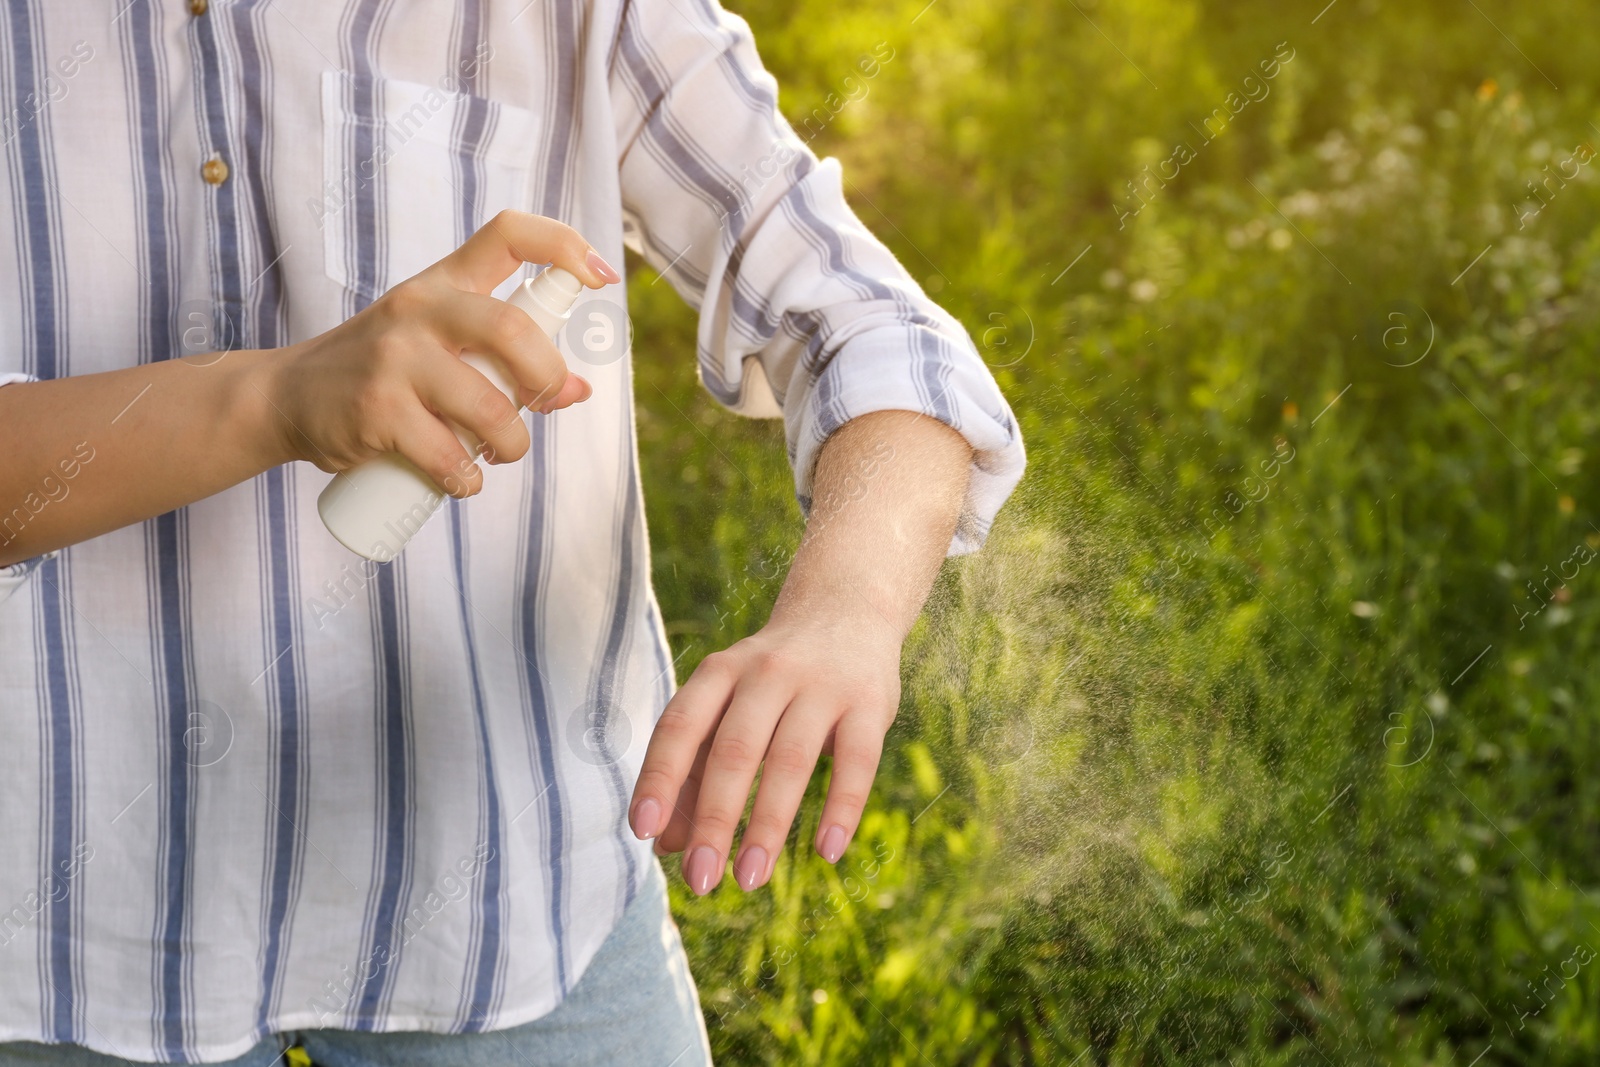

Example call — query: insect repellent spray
[317,267,585,562]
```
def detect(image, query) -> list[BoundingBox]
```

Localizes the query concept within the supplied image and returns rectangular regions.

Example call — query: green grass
[630,1,1600,1061]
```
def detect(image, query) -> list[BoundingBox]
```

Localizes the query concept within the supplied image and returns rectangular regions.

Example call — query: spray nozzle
[520,267,585,322]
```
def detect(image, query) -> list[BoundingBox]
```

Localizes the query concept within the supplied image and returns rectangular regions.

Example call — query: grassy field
[628,1,1600,1062]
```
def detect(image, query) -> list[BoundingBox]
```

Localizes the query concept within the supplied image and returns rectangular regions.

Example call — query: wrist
[767,575,910,651]
[229,346,303,470]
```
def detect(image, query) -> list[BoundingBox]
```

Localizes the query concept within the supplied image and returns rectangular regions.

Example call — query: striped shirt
[0,0,1024,1059]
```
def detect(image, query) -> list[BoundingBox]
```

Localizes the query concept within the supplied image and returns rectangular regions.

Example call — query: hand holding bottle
[267,210,619,506]
[0,212,620,568]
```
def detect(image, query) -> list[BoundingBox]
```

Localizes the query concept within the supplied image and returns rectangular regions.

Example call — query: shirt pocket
[318,70,540,304]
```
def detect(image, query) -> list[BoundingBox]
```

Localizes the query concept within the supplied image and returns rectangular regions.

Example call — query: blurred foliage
[628,0,1600,1062]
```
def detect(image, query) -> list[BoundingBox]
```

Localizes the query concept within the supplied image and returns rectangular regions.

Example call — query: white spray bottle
[317,267,585,562]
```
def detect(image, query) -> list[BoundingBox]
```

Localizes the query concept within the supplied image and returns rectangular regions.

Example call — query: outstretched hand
[629,607,902,894]
[627,409,974,895]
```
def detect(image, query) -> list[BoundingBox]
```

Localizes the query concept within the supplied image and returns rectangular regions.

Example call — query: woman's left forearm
[770,408,972,642]
[629,408,972,895]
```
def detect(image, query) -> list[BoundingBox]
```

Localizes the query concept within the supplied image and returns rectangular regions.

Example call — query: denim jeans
[0,858,711,1067]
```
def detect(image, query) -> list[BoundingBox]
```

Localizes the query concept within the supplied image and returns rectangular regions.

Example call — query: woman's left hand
[627,607,902,894]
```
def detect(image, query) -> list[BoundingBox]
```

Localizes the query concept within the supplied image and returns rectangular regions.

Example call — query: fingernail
[573,373,593,401]
[631,797,662,840]
[818,824,848,864]
[734,845,768,891]
[586,249,622,285]
[685,845,722,896]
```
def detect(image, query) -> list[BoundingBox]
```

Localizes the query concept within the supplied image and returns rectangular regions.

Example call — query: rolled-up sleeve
[0,372,54,607]
[609,0,1025,554]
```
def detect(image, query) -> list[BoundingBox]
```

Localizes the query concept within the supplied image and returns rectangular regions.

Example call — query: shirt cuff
[791,327,1026,557]
[0,372,56,610]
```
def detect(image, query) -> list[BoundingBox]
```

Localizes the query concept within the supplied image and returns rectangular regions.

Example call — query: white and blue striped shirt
[0,0,1023,1059]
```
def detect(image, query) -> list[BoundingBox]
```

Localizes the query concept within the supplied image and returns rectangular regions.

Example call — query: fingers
[438,209,620,295]
[389,397,482,499]
[421,289,572,411]
[413,355,531,466]
[812,710,889,865]
[631,638,897,897]
[678,665,795,895]
[629,652,738,841]
[654,741,709,856]
[526,370,592,415]
[731,697,832,892]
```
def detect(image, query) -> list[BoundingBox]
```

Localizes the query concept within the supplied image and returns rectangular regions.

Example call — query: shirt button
[188,0,208,15]
[201,156,229,185]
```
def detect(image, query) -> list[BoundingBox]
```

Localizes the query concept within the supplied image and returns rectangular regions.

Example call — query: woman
[0,0,1023,1062]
